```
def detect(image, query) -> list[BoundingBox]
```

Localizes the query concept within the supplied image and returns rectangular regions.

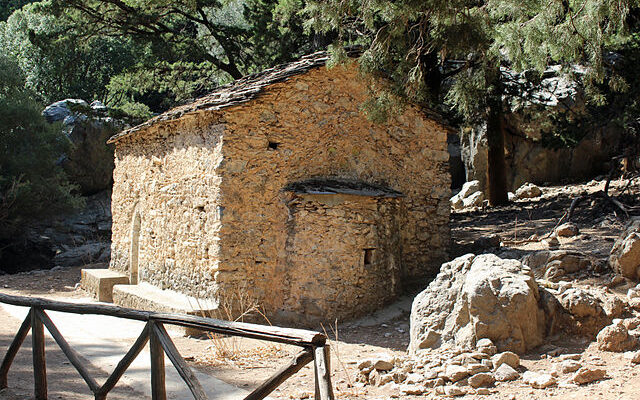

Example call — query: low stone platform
[112,283,218,335]
[80,269,130,302]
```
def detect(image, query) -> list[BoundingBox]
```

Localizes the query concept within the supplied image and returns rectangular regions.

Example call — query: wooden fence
[0,293,334,400]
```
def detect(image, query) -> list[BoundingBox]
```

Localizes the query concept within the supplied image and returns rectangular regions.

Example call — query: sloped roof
[284,179,404,198]
[108,50,361,143]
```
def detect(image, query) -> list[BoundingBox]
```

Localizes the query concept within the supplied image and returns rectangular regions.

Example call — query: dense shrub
[0,54,81,240]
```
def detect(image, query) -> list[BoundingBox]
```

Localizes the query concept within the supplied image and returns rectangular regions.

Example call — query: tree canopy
[300,0,639,204]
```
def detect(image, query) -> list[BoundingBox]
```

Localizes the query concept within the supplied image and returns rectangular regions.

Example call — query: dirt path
[0,309,145,400]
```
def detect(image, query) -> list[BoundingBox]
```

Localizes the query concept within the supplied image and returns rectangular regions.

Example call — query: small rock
[609,275,626,288]
[463,191,485,208]
[357,360,373,370]
[404,372,424,384]
[559,354,581,361]
[559,288,605,318]
[515,182,543,199]
[377,373,393,386]
[450,194,464,210]
[493,364,519,382]
[628,287,640,299]
[444,365,469,382]
[467,363,491,375]
[469,352,489,360]
[597,321,638,352]
[544,236,560,250]
[373,354,395,371]
[556,360,581,374]
[475,387,491,395]
[491,351,520,370]
[468,372,495,388]
[572,367,606,385]
[609,218,640,280]
[625,350,640,364]
[522,371,557,388]
[476,338,498,356]
[399,383,426,395]
[458,180,481,199]
[555,222,579,237]
[443,385,467,396]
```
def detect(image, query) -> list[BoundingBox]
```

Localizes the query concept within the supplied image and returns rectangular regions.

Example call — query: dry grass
[190,283,282,365]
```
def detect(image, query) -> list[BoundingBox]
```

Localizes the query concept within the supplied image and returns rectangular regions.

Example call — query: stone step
[80,269,130,303]
[112,283,218,336]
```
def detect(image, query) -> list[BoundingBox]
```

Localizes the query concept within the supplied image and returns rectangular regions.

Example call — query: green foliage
[0,2,141,105]
[0,0,34,21]
[0,54,81,238]
[301,0,637,124]
[0,0,322,117]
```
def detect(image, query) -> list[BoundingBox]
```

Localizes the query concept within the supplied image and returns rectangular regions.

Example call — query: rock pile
[356,338,614,396]
[522,250,592,282]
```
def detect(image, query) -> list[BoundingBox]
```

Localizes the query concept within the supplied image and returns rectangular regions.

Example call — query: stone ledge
[80,269,130,303]
[112,283,218,336]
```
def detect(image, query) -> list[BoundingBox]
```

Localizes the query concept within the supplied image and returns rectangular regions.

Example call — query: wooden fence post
[149,321,166,400]
[313,345,334,400]
[31,308,47,400]
[0,312,31,389]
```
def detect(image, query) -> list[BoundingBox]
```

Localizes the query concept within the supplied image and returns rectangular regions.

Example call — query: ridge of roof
[108,50,359,143]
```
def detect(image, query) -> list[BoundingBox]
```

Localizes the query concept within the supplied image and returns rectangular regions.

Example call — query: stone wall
[216,65,450,324]
[110,64,450,325]
[110,113,226,297]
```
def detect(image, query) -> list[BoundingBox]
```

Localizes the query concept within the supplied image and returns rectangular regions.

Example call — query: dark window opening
[268,141,280,150]
[364,248,375,266]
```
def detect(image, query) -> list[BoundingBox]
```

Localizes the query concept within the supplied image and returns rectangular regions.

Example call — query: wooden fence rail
[0,293,334,400]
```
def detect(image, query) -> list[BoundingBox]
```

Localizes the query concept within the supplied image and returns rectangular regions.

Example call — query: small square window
[364,248,375,266]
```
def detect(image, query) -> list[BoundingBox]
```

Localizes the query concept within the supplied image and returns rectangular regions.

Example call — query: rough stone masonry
[107,52,451,326]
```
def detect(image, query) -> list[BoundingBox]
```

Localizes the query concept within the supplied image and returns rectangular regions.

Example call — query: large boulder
[609,218,640,281]
[43,99,123,195]
[43,99,89,123]
[410,254,547,355]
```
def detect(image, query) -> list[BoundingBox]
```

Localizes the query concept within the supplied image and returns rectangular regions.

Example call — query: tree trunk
[486,73,509,206]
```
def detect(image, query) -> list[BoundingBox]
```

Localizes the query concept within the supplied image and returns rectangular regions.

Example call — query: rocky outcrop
[0,190,112,273]
[459,66,624,192]
[609,218,640,281]
[410,254,547,355]
[43,99,123,195]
